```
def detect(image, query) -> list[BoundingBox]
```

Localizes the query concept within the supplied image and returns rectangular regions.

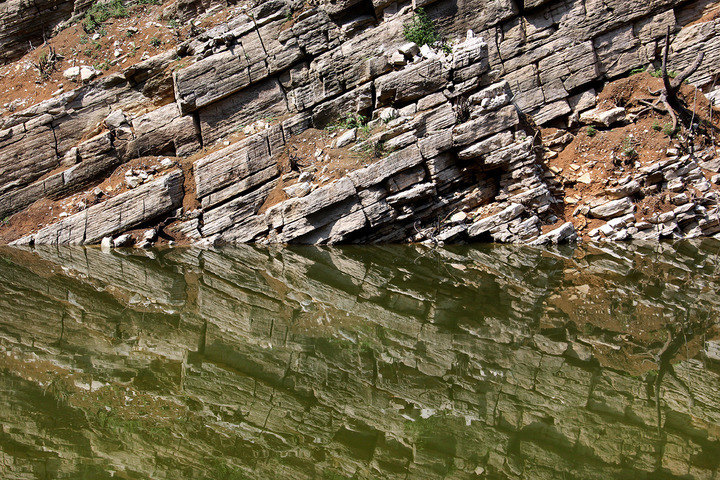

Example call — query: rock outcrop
[1,0,720,245]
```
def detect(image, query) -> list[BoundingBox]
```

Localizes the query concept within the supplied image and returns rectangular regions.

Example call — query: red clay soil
[0,1,233,117]
[0,156,183,244]
[541,72,720,238]
[258,126,381,214]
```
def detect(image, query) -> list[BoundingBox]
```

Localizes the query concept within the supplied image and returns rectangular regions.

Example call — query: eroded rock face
[11,170,184,245]
[2,0,720,245]
[0,241,719,479]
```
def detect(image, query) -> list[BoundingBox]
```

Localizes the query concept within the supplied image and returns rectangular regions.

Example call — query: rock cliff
[1,0,720,245]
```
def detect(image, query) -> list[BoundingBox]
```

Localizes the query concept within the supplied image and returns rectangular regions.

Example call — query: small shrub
[403,8,439,47]
[150,37,162,47]
[137,0,160,4]
[83,0,128,33]
[95,60,112,71]
[35,47,59,80]
[650,68,678,79]
[586,126,597,137]
[327,113,368,131]
[629,66,646,76]
[652,121,661,131]
[662,123,676,137]
[622,137,638,160]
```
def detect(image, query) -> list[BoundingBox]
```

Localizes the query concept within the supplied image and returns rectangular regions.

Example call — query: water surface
[1,241,720,479]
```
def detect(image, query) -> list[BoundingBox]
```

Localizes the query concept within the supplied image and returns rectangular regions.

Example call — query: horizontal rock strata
[1,0,720,245]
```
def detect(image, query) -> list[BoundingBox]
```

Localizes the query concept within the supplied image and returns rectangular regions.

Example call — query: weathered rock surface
[11,171,184,245]
[2,0,720,246]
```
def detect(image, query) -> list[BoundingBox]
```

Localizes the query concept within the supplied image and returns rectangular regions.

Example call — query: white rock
[113,234,133,248]
[100,236,113,252]
[143,229,157,242]
[449,211,468,223]
[283,182,312,198]
[579,107,626,127]
[398,42,420,58]
[80,66,99,82]
[298,171,314,183]
[336,128,357,148]
[125,175,141,189]
[63,66,81,80]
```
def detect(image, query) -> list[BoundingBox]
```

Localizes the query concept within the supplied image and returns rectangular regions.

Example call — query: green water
[1,241,720,479]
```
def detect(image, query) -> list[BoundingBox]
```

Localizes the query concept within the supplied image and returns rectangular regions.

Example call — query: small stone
[125,176,141,189]
[100,236,113,251]
[336,128,357,148]
[579,106,626,127]
[667,177,684,192]
[160,158,174,168]
[390,51,407,67]
[63,66,81,81]
[283,182,312,198]
[398,42,420,58]
[569,164,581,171]
[113,234,133,248]
[577,173,592,184]
[449,211,468,223]
[533,334,568,355]
[80,66,99,82]
[298,171,314,183]
[104,110,126,129]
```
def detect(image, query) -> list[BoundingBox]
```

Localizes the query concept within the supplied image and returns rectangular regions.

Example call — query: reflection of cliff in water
[1,241,720,479]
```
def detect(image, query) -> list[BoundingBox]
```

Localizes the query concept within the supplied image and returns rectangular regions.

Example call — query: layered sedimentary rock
[1,241,720,479]
[2,0,720,245]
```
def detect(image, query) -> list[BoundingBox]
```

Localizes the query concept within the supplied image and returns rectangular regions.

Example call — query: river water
[1,241,720,479]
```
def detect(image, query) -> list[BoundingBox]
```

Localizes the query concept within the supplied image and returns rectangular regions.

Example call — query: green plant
[95,60,112,71]
[168,18,179,28]
[652,120,661,131]
[662,123,676,137]
[150,36,162,47]
[35,47,59,80]
[622,137,638,160]
[403,8,439,47]
[629,66,646,75]
[586,126,597,137]
[650,68,677,78]
[137,0,160,4]
[327,113,369,132]
[83,0,128,33]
